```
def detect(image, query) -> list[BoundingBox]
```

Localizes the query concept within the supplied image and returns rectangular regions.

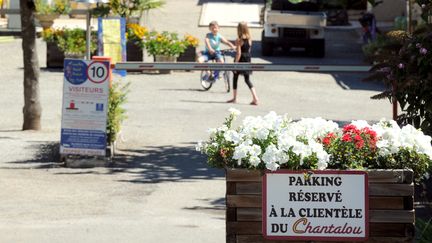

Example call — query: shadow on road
[331,73,385,92]
[112,144,224,183]
[4,142,62,169]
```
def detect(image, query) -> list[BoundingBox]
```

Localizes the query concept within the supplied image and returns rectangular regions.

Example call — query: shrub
[107,79,130,144]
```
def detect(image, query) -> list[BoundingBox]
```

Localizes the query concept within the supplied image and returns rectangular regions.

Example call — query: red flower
[343,124,360,134]
[354,134,362,142]
[219,148,227,158]
[322,132,336,146]
[355,139,365,149]
[342,134,352,142]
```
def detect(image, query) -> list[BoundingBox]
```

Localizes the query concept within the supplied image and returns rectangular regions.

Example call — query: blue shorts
[201,50,223,62]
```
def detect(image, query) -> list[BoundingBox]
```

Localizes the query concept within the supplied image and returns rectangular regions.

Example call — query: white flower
[350,120,371,129]
[249,156,261,167]
[228,107,241,116]
[207,128,217,138]
[266,161,280,171]
[224,130,242,144]
[217,125,229,133]
[233,143,250,161]
[249,145,262,157]
[262,144,279,164]
[317,161,328,170]
[277,152,289,164]
[256,127,270,140]
[196,141,204,152]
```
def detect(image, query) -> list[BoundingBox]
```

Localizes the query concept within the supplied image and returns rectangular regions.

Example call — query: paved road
[0,1,391,242]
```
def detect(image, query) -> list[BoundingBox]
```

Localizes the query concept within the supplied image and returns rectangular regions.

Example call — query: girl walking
[227,22,259,105]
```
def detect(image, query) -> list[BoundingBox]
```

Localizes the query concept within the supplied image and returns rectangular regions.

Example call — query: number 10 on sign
[87,61,109,83]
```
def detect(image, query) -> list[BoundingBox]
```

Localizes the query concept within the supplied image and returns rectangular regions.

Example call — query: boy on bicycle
[197,21,235,80]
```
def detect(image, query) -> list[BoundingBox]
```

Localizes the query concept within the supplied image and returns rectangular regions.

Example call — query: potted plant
[42,27,97,67]
[35,0,70,29]
[197,108,431,242]
[144,30,188,73]
[177,34,199,62]
[126,23,148,61]
[92,0,165,24]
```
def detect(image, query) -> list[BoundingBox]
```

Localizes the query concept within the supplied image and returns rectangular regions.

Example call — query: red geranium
[321,124,379,169]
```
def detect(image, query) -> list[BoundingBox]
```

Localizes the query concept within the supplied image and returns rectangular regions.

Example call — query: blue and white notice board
[60,59,110,156]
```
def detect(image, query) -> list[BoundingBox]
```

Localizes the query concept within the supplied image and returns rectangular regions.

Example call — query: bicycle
[200,49,233,93]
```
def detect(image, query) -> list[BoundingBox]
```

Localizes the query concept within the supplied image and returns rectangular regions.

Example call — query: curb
[0,36,15,43]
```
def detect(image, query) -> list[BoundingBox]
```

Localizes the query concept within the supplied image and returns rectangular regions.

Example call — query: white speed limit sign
[87,61,109,83]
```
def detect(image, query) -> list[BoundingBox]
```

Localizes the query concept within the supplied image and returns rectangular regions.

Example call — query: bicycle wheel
[223,71,231,93]
[200,70,213,90]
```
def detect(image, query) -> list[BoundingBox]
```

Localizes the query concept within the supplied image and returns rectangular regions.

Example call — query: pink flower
[420,48,428,55]
[398,63,405,69]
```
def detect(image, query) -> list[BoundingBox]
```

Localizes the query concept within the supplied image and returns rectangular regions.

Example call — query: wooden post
[392,80,398,120]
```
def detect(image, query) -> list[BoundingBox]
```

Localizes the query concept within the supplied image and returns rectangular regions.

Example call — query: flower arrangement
[196,109,432,182]
[35,0,71,15]
[126,23,148,49]
[183,34,199,47]
[126,23,148,41]
[42,27,97,56]
[92,0,165,19]
[144,30,188,57]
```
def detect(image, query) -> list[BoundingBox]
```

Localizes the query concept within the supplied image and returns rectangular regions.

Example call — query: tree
[20,0,42,130]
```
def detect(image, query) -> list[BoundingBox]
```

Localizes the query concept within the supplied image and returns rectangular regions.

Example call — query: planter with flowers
[35,0,70,29]
[144,30,188,74]
[42,27,97,68]
[197,109,432,242]
[126,23,148,62]
[177,34,199,62]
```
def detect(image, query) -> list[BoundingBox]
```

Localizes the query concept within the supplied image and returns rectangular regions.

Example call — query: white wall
[372,0,406,22]
[7,0,20,29]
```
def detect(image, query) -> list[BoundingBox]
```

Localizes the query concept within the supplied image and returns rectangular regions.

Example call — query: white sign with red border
[263,170,368,241]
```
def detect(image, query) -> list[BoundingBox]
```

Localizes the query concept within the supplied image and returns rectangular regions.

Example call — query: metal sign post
[70,0,109,60]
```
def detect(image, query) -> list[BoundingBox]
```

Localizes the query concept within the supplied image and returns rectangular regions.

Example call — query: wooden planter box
[126,40,143,62]
[46,42,97,68]
[177,46,196,62]
[46,42,65,68]
[226,169,415,243]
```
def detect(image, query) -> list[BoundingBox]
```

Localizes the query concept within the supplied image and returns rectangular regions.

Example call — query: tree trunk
[20,0,41,130]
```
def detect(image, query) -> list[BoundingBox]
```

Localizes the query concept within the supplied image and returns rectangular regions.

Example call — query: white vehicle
[261,0,327,57]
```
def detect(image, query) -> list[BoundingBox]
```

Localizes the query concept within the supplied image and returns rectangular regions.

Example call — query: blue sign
[61,129,106,150]
[64,59,88,85]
